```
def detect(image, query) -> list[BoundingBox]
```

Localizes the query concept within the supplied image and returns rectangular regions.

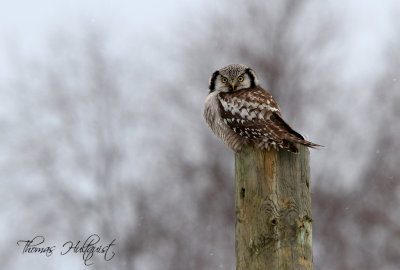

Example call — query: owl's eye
[221,77,228,83]
[237,76,244,82]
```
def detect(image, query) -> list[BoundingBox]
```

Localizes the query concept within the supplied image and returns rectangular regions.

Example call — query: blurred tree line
[2,0,400,269]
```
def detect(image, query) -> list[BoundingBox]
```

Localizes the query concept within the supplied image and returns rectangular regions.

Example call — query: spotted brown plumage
[204,64,322,153]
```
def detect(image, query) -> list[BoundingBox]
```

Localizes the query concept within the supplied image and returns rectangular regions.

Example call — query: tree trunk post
[235,144,313,270]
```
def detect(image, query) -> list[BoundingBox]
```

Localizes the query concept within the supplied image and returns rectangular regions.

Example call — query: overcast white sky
[0,0,398,81]
[0,0,203,80]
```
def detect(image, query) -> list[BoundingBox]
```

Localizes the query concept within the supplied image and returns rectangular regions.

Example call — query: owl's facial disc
[208,64,260,93]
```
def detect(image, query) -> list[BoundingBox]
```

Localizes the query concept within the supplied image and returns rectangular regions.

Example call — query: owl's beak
[231,83,235,90]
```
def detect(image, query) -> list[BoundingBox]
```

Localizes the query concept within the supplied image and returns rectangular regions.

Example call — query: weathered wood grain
[235,144,312,270]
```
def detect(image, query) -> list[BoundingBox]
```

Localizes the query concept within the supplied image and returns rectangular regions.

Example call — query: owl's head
[209,64,260,93]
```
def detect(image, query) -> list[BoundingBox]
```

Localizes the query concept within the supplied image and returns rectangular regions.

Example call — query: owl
[204,64,322,153]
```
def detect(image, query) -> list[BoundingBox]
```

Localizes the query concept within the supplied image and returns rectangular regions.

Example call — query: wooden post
[235,144,313,270]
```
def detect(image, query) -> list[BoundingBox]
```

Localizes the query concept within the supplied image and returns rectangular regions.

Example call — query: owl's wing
[218,87,321,152]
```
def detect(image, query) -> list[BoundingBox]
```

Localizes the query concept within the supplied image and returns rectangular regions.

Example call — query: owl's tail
[296,138,323,149]
[284,136,324,153]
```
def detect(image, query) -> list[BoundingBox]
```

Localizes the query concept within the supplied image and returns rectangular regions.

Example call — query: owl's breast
[204,92,247,152]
